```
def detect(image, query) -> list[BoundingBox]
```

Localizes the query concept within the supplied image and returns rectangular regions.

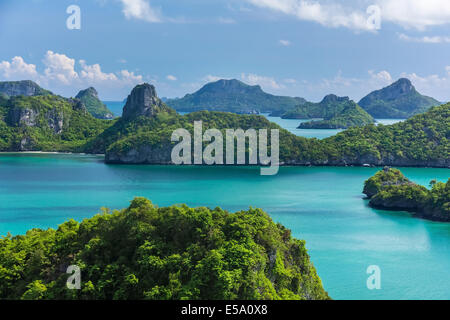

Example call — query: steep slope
[0,80,52,97]
[75,87,114,119]
[0,94,112,152]
[165,79,307,114]
[358,78,441,118]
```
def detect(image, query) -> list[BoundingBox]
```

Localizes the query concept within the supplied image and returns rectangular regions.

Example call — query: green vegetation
[0,94,113,152]
[276,94,350,119]
[75,87,114,119]
[297,99,374,129]
[363,168,450,222]
[0,198,330,300]
[166,79,307,114]
[358,78,441,118]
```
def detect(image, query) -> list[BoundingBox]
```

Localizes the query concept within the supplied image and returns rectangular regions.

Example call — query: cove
[0,153,449,300]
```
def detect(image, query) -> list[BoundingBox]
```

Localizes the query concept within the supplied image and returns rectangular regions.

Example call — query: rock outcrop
[122,83,174,120]
[0,80,52,97]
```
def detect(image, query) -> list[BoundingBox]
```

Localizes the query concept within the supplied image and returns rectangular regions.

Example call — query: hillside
[297,97,374,129]
[0,197,330,300]
[0,80,52,97]
[165,79,307,114]
[0,94,112,152]
[358,78,441,118]
[363,168,449,222]
[100,82,449,168]
[75,87,114,119]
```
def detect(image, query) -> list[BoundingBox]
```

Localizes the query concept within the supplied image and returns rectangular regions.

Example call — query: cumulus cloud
[120,0,162,23]
[0,56,38,80]
[166,75,177,81]
[0,51,145,99]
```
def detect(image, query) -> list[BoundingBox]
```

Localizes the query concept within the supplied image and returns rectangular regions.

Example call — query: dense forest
[363,168,449,222]
[0,198,330,300]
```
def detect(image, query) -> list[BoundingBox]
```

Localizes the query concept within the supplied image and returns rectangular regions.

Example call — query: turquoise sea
[0,153,448,300]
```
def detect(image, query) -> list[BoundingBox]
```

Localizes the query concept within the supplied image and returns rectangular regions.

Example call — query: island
[0,197,330,300]
[363,167,449,222]
[358,78,441,118]
[0,80,448,168]
[296,96,374,129]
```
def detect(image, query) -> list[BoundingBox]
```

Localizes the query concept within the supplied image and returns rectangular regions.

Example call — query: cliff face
[0,80,52,97]
[122,83,174,120]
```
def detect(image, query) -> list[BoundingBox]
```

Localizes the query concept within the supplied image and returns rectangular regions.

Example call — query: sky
[0,0,450,102]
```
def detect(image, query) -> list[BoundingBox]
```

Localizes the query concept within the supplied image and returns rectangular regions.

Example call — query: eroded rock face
[105,144,173,164]
[7,108,38,127]
[46,109,64,134]
[122,83,170,120]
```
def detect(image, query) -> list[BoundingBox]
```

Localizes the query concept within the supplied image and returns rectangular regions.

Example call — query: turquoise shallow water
[0,153,448,300]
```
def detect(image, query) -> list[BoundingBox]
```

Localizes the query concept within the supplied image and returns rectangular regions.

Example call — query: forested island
[0,198,330,300]
[0,80,448,168]
[363,168,449,222]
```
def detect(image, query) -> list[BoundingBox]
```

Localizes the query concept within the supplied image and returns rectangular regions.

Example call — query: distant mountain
[358,78,441,118]
[165,79,307,114]
[76,87,114,119]
[298,96,374,129]
[281,94,354,119]
[0,80,52,97]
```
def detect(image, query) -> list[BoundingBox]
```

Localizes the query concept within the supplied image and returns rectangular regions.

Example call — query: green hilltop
[165,79,307,114]
[358,78,441,118]
[0,198,330,300]
[75,87,114,120]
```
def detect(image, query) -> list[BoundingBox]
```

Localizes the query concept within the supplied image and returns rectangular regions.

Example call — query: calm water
[103,102,405,140]
[0,153,448,300]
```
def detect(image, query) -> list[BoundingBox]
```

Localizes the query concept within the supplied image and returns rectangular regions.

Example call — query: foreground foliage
[0,198,330,300]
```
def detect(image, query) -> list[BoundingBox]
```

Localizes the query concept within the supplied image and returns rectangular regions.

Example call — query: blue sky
[1,0,450,101]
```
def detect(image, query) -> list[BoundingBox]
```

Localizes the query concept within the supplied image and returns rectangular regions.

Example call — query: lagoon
[0,153,448,300]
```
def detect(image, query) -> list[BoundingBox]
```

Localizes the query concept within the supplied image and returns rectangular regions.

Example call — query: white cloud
[245,0,374,31]
[0,51,145,100]
[398,33,450,44]
[166,75,177,81]
[279,39,291,46]
[0,56,38,80]
[245,0,450,31]
[203,75,225,82]
[377,0,450,30]
[241,73,282,90]
[120,0,162,23]
[43,51,79,85]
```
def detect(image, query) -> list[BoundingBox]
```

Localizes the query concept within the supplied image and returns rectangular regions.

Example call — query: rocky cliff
[122,83,175,120]
[0,80,52,97]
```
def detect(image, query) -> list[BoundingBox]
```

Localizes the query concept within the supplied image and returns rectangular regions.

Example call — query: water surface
[0,153,448,300]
